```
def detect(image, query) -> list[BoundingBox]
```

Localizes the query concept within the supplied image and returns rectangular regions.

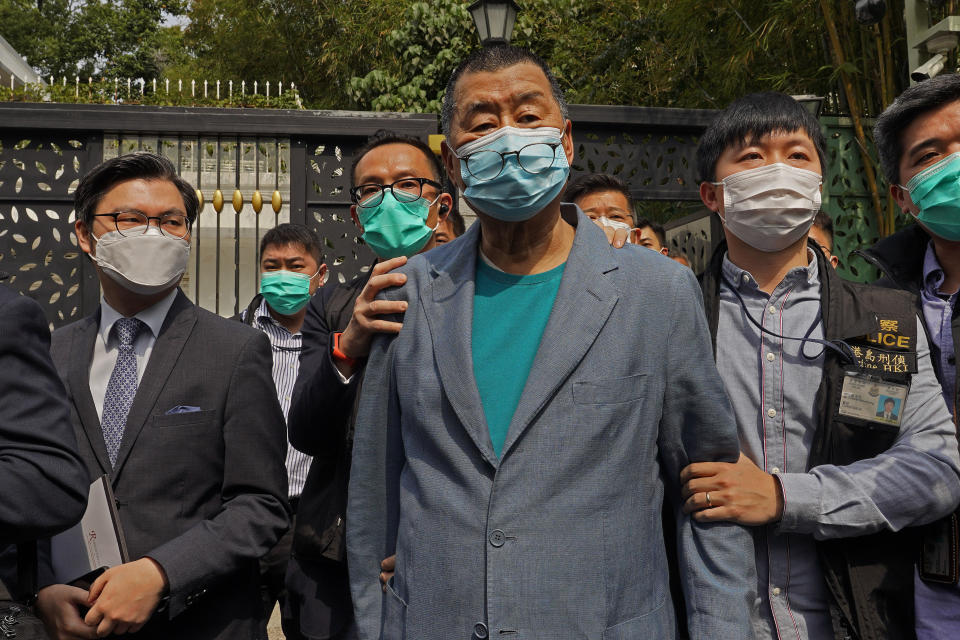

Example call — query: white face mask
[713,163,822,253]
[90,226,191,295]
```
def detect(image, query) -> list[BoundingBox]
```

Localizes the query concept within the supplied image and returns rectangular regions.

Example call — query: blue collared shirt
[717,251,960,640]
[717,251,831,640]
[914,241,960,639]
[920,241,957,415]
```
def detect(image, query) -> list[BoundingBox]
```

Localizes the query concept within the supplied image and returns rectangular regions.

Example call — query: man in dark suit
[0,280,89,605]
[285,131,452,640]
[0,282,88,546]
[36,152,289,640]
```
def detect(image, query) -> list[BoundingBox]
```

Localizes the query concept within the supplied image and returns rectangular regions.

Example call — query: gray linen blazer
[348,207,756,640]
[48,290,290,640]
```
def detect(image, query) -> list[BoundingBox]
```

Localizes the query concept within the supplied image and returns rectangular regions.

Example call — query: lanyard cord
[721,274,857,365]
[271,342,302,353]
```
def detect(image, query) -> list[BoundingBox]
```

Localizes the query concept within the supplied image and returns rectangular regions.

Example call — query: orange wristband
[332,332,358,367]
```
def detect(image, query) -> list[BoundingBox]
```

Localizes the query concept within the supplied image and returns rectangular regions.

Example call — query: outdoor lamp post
[792,95,825,118]
[468,0,520,46]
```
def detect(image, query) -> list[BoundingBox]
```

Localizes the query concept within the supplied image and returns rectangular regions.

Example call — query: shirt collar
[99,288,179,347]
[255,297,301,337]
[922,240,947,295]
[720,248,820,292]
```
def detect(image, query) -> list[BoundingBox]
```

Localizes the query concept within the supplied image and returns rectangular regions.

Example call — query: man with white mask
[347,45,755,640]
[36,152,289,640]
[682,92,960,639]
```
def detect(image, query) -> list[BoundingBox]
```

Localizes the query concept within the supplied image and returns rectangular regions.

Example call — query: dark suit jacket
[48,290,290,640]
[285,270,371,638]
[0,283,87,545]
[289,272,371,459]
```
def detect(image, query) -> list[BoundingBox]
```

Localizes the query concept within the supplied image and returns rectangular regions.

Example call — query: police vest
[701,241,920,640]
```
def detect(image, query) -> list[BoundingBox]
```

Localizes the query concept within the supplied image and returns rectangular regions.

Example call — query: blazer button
[488,529,505,547]
[473,622,489,639]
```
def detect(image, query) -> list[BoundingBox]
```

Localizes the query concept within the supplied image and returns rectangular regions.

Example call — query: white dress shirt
[89,289,179,420]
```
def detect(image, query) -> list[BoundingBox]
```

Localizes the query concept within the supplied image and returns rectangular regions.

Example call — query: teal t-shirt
[472,257,566,458]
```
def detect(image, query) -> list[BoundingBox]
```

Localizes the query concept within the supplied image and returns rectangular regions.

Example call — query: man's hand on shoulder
[36,584,97,640]
[591,218,631,248]
[83,557,168,637]
[680,453,785,526]
[336,256,410,377]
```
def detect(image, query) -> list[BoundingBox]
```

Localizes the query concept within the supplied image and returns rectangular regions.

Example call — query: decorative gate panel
[303,137,376,287]
[0,133,99,327]
[0,103,436,325]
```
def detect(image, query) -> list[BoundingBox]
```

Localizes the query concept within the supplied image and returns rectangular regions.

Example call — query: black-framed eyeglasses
[93,211,191,238]
[350,177,443,209]
[456,142,561,182]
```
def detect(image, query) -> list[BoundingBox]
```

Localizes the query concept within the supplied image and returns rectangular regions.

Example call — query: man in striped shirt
[239,223,327,637]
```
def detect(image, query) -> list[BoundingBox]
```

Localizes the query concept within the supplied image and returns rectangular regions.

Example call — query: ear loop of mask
[425,191,444,233]
[894,184,922,220]
[721,274,858,365]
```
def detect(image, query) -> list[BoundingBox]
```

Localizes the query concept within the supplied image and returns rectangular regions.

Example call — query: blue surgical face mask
[358,190,439,259]
[455,126,570,222]
[903,152,960,241]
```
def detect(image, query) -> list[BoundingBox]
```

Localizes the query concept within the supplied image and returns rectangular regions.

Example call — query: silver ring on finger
[705,491,712,508]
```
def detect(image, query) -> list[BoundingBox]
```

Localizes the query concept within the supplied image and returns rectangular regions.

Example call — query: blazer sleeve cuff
[144,545,203,619]
[776,472,821,535]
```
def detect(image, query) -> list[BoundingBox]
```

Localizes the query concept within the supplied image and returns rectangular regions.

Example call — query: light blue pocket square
[165,405,202,415]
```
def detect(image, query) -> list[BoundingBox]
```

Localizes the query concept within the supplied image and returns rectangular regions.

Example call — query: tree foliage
[177,0,408,107]
[0,0,926,117]
[347,1,476,113]
[0,0,188,79]
[341,0,910,117]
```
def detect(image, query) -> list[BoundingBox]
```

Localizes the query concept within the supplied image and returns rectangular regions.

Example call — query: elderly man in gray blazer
[347,46,754,640]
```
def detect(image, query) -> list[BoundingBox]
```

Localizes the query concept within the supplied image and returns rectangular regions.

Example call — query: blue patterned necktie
[101,317,145,467]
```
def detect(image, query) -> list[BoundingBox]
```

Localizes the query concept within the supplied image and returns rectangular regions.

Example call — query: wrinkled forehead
[579,190,631,211]
[450,62,560,127]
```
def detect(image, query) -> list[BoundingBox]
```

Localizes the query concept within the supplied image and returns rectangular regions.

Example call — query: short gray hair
[440,45,569,139]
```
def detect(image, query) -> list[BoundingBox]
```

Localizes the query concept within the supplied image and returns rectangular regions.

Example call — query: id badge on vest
[838,312,918,430]
[837,372,910,429]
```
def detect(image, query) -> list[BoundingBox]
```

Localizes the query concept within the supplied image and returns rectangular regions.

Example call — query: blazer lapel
[499,214,620,458]
[67,312,112,475]
[112,291,197,478]
[421,224,499,466]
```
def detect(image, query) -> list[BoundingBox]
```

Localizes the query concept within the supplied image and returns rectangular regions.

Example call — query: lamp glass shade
[791,94,825,119]
[469,1,519,45]
[469,3,490,42]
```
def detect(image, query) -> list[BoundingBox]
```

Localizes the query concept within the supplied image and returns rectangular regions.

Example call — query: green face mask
[904,152,960,241]
[358,191,437,259]
[259,270,314,315]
